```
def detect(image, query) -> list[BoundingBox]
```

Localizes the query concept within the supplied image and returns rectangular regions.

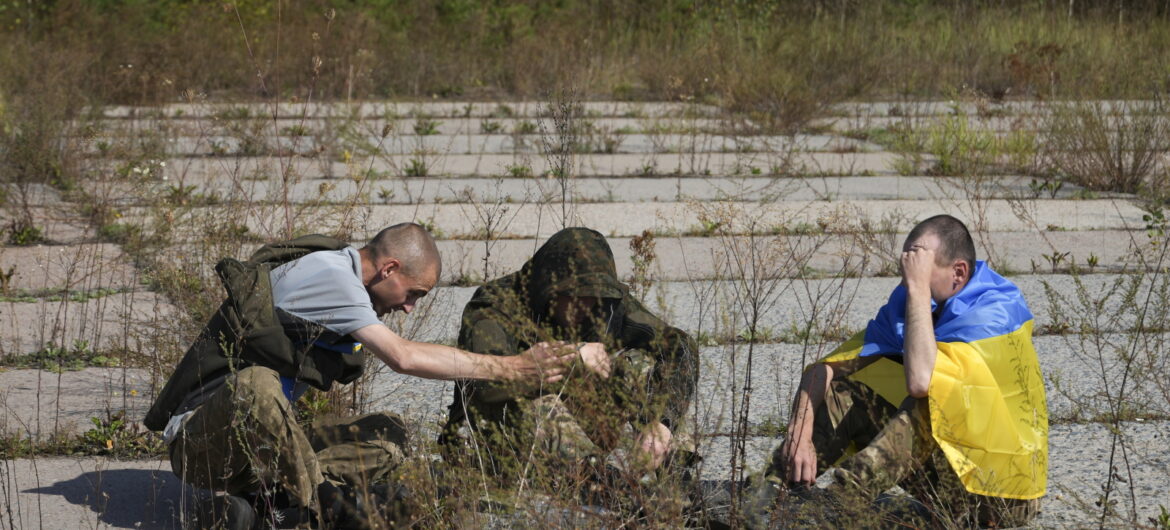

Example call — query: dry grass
[1042,100,1170,194]
[3,2,1170,107]
[3,2,1170,528]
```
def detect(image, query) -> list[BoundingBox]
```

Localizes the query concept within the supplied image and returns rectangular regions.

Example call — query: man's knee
[349,412,408,444]
[224,366,299,430]
[170,366,300,476]
[230,365,286,402]
[313,412,408,448]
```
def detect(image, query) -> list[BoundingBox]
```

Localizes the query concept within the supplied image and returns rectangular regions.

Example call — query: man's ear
[380,258,402,278]
[954,259,971,284]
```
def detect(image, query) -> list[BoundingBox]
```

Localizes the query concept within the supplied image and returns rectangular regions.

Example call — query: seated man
[145,223,573,529]
[442,227,699,490]
[749,215,1047,528]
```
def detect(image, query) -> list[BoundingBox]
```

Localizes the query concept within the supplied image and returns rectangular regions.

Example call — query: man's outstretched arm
[352,323,574,382]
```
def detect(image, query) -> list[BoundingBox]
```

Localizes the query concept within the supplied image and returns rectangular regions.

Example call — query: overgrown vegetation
[1,411,163,459]
[2,1,1170,527]
[1041,100,1170,194]
[0,340,122,372]
[3,2,1170,113]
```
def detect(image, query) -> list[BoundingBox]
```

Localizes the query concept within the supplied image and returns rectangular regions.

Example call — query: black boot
[319,481,411,529]
[193,494,257,530]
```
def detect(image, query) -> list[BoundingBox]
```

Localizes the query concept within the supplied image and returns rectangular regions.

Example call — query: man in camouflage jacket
[443,227,699,481]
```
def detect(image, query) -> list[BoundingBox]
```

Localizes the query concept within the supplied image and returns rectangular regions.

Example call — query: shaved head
[363,222,441,280]
[904,214,976,270]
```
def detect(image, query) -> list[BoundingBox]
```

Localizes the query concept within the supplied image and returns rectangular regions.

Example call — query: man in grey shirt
[150,223,586,528]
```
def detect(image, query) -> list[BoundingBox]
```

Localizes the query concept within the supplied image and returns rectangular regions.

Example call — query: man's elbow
[804,362,833,386]
[907,377,930,399]
[380,341,417,375]
[385,355,414,374]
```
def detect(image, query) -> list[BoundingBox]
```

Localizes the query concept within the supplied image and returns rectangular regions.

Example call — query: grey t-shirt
[270,246,383,336]
[165,247,383,443]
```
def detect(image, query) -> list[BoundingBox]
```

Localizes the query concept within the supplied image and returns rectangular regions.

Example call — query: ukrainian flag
[822,261,1048,500]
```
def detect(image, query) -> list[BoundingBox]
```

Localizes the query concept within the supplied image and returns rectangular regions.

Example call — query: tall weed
[1041,100,1170,194]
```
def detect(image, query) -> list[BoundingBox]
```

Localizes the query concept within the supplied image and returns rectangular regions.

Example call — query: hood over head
[521,227,626,317]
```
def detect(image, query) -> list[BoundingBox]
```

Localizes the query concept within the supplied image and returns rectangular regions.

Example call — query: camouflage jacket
[445,227,698,434]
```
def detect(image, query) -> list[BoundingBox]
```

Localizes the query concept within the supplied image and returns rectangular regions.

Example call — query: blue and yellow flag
[822,261,1048,500]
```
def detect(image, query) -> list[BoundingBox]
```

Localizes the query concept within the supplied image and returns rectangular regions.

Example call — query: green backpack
[145,235,364,431]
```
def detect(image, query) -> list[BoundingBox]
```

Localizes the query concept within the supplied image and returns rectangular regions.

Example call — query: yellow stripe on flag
[817,322,1047,499]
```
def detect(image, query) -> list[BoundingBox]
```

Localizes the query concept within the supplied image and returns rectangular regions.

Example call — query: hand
[517,341,578,383]
[577,342,611,379]
[779,432,817,486]
[634,421,673,470]
[901,245,936,295]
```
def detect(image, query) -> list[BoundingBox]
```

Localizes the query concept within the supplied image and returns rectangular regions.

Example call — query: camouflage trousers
[448,350,694,481]
[767,379,1040,527]
[524,393,694,463]
[445,392,696,500]
[169,366,406,508]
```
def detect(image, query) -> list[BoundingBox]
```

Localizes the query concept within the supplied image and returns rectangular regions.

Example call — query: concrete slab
[83,117,730,137]
[165,174,1120,206]
[86,133,875,157]
[1039,420,1170,527]
[814,114,1040,135]
[97,101,723,120]
[0,244,142,292]
[815,115,1164,149]
[341,151,900,178]
[0,291,179,357]
[0,368,154,438]
[1038,333,1170,423]
[137,155,339,182]
[146,151,901,181]
[212,199,1140,240]
[828,100,1162,118]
